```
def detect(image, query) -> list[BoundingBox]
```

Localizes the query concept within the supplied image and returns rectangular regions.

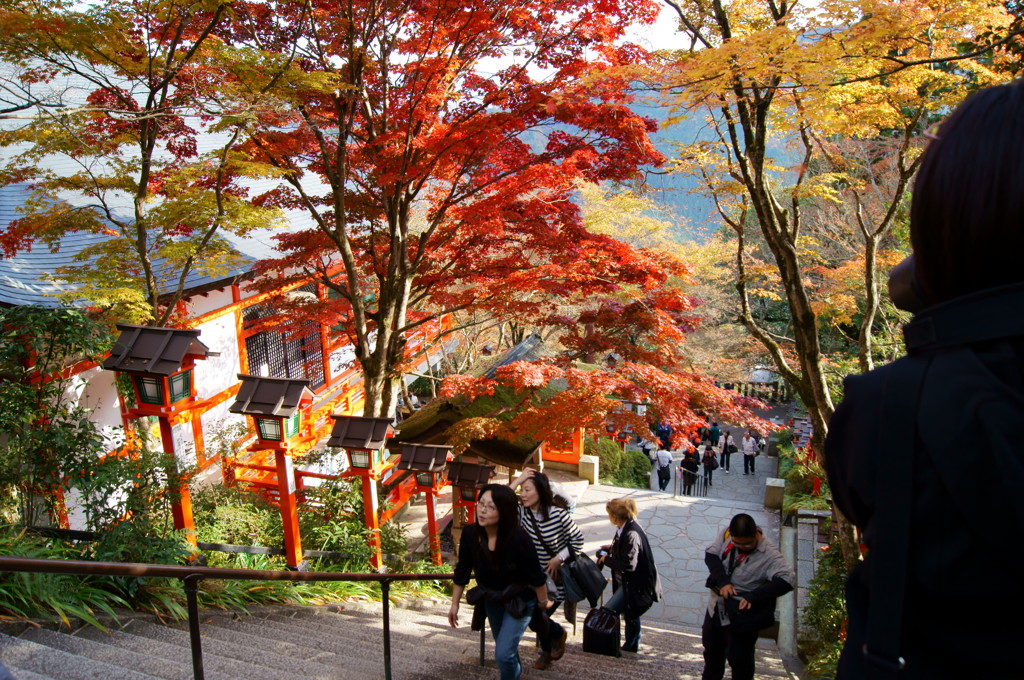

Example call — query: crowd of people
[657,421,766,495]
[447,460,793,680]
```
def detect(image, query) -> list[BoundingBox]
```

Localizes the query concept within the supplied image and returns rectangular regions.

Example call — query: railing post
[183,574,205,680]
[381,578,392,680]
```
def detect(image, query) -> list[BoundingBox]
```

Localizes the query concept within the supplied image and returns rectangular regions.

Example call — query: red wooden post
[275,450,304,568]
[159,417,197,547]
[362,475,384,570]
[572,426,585,460]
[425,490,441,566]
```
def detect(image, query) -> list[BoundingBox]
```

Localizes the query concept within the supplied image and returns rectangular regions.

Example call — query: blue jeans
[484,600,535,680]
[604,587,642,652]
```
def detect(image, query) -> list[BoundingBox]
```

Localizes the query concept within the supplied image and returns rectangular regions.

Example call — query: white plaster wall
[194,312,241,399]
[65,365,125,451]
[185,287,236,318]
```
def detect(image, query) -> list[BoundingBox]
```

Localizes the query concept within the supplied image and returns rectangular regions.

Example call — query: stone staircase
[0,600,797,680]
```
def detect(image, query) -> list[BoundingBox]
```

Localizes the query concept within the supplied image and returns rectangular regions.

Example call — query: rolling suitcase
[582,606,621,657]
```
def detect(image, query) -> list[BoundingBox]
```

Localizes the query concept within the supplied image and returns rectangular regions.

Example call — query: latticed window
[242,286,326,389]
[168,370,191,403]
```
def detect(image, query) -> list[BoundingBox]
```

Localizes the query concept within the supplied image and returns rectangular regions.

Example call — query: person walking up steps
[702,513,794,680]
[596,498,662,653]
[709,421,721,450]
[655,447,674,491]
[701,446,718,487]
[449,485,551,680]
[720,430,735,473]
[741,431,758,475]
[511,470,584,670]
[680,451,700,495]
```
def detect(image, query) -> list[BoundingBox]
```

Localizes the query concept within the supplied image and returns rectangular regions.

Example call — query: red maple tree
[220,0,677,418]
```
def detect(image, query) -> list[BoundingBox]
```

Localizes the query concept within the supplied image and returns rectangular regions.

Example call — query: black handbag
[561,551,607,607]
[723,595,775,633]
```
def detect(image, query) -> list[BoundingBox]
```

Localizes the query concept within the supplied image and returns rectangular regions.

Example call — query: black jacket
[602,519,661,619]
[825,283,1024,679]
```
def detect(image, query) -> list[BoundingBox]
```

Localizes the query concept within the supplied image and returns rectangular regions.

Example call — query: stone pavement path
[553,452,782,628]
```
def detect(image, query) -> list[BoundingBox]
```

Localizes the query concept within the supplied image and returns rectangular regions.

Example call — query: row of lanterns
[101,322,494,569]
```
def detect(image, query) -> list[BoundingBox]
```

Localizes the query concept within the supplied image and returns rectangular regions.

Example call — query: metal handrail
[0,556,453,680]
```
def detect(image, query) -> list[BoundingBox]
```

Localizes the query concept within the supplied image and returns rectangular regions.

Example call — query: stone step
[20,628,194,680]
[3,601,797,680]
[75,624,309,680]
[3,667,55,680]
[0,632,159,680]
[120,619,351,680]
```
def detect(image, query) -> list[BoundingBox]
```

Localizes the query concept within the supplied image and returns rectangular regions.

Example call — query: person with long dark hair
[511,469,584,669]
[826,79,1024,679]
[596,497,661,653]
[449,484,550,680]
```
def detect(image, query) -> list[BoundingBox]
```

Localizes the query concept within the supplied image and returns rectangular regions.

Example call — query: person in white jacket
[741,431,758,475]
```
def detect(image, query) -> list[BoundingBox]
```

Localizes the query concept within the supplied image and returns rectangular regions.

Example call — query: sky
[625,3,684,52]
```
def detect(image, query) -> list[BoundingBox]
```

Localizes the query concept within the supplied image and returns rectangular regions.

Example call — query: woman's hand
[448,601,460,628]
[512,468,535,489]
[545,556,563,577]
[719,584,737,599]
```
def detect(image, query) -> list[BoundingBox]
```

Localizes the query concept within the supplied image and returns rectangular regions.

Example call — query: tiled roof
[101,323,216,375]
[326,415,394,450]
[229,374,313,417]
[0,181,311,308]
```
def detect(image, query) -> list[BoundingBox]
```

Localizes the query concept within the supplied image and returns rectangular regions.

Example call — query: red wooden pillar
[572,426,585,460]
[425,490,441,566]
[362,475,384,570]
[275,450,304,568]
[159,417,197,547]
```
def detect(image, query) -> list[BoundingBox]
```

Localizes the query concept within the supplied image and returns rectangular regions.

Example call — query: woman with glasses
[449,484,551,680]
[511,469,584,670]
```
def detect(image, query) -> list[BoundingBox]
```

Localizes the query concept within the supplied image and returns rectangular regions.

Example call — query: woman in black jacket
[449,484,550,680]
[596,497,661,652]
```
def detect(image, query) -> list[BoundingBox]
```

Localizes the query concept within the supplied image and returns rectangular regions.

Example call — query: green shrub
[0,528,128,629]
[586,437,623,478]
[192,483,284,550]
[799,537,848,679]
[778,441,831,512]
[605,450,652,488]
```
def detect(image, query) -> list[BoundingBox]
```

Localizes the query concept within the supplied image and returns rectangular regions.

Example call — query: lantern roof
[446,460,494,489]
[397,444,450,473]
[327,415,394,450]
[102,323,217,375]
[229,374,313,417]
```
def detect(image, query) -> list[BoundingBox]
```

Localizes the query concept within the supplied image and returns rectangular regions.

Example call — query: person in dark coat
[449,484,551,680]
[825,79,1024,679]
[596,498,661,653]
[701,446,716,486]
[709,421,721,448]
[680,452,700,495]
